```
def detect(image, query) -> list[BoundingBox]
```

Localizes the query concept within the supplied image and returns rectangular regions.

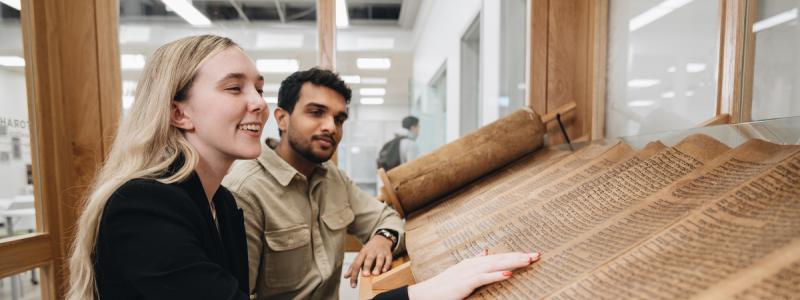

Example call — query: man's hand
[343,235,394,288]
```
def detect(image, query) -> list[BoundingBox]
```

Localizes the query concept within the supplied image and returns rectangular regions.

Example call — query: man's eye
[226,87,241,92]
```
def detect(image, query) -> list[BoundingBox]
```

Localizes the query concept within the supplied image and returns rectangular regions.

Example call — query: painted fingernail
[530,252,541,263]
[502,271,513,277]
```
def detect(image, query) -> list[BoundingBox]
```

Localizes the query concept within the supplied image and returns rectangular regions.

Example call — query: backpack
[377,136,408,171]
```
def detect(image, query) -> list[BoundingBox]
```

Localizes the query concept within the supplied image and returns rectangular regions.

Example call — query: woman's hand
[407,250,541,300]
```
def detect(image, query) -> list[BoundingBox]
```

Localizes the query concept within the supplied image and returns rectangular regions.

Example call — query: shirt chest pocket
[321,206,354,231]
[263,225,311,287]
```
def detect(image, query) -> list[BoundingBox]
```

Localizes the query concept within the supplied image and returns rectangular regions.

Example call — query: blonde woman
[68,35,266,299]
[68,35,539,300]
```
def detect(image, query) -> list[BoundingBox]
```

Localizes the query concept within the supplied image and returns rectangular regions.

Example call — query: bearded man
[223,68,404,300]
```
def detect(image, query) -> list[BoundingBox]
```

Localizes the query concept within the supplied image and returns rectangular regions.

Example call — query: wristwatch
[375,228,398,249]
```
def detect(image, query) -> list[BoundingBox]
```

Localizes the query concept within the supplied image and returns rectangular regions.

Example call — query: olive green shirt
[222,138,405,300]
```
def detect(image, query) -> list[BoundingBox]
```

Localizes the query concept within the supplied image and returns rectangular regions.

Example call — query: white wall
[411,0,510,142]
[0,68,33,198]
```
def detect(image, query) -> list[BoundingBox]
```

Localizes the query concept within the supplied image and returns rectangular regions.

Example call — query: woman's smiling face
[173,46,268,163]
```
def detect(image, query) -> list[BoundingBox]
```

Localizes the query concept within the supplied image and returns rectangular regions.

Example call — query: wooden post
[317,0,336,70]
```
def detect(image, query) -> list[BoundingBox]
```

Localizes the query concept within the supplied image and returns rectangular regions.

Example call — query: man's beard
[287,131,336,164]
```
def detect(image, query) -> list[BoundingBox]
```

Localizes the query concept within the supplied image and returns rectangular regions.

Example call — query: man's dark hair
[402,116,419,130]
[277,67,351,113]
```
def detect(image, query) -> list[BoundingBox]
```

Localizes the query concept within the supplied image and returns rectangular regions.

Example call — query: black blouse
[94,173,249,300]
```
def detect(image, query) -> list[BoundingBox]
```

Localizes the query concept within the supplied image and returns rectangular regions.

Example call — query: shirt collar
[258,138,331,187]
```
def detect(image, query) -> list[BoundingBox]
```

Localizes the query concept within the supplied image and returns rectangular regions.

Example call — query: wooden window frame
[0,0,120,299]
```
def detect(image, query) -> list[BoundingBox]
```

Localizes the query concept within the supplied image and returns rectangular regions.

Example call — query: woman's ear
[171,102,194,130]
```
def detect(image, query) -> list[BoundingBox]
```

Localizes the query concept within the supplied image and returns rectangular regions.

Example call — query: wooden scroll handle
[378,168,406,218]
[541,101,577,124]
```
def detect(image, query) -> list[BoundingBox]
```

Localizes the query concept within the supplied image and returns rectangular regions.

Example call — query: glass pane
[0,267,42,300]
[606,0,720,138]
[333,0,410,194]
[498,0,528,119]
[119,0,319,141]
[1,1,39,241]
[748,0,800,121]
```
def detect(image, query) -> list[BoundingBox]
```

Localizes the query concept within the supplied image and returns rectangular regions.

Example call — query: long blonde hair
[67,35,238,300]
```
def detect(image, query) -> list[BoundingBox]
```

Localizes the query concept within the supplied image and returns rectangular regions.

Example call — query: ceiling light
[351,146,361,154]
[161,0,212,27]
[341,75,361,84]
[357,58,391,70]
[660,91,676,98]
[257,59,299,73]
[628,79,661,88]
[264,84,281,93]
[361,77,387,85]
[336,0,349,28]
[667,66,677,72]
[686,63,706,73]
[752,8,798,32]
[121,54,146,70]
[360,97,384,105]
[629,0,694,32]
[0,56,24,67]
[685,90,695,96]
[0,0,20,10]
[360,88,386,96]
[264,96,278,104]
[628,100,656,107]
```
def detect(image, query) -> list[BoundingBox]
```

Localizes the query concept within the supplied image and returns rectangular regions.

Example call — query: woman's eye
[226,86,241,92]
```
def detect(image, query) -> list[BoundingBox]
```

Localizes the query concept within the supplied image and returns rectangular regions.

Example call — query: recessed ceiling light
[161,0,212,27]
[357,58,391,70]
[257,59,299,73]
[686,63,706,73]
[0,56,24,67]
[361,77,387,85]
[752,8,798,32]
[629,0,694,32]
[667,66,677,72]
[361,97,384,105]
[628,100,656,107]
[121,54,146,70]
[341,75,361,84]
[660,91,676,98]
[360,88,386,96]
[628,79,661,88]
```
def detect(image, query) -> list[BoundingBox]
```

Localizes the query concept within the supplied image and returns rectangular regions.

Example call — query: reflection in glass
[606,0,719,138]
[0,1,38,241]
[749,0,800,121]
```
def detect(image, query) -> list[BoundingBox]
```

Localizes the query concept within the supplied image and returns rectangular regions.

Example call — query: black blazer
[94,173,249,300]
